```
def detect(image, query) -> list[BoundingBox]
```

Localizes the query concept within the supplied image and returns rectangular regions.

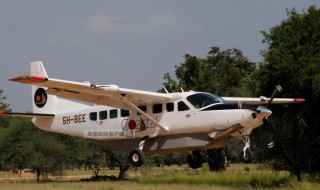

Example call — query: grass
[137,164,291,188]
[138,173,290,188]
[0,182,241,190]
[0,164,319,190]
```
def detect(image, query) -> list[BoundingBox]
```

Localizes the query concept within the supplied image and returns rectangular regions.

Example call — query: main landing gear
[128,136,148,167]
[242,136,254,163]
[206,148,228,171]
[188,149,228,170]
[187,151,203,169]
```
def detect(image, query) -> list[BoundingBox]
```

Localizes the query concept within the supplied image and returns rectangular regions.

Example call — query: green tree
[0,118,31,173]
[0,118,68,181]
[163,47,255,96]
[256,6,320,181]
[0,89,11,128]
[83,143,108,178]
[61,136,90,170]
[27,130,67,181]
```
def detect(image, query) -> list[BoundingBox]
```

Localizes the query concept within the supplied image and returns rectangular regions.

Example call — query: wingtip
[294,98,305,103]
[9,75,48,83]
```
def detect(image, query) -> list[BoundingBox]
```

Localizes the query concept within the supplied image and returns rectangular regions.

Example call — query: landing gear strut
[242,136,254,163]
[187,151,203,169]
[128,136,148,167]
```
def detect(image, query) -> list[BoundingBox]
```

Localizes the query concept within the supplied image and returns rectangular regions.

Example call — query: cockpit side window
[186,93,225,109]
[178,101,190,111]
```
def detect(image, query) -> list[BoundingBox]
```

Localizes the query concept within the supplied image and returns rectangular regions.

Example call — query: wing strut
[119,95,169,133]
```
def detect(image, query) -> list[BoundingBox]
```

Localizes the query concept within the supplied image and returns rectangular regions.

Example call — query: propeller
[267,85,283,107]
[263,84,283,149]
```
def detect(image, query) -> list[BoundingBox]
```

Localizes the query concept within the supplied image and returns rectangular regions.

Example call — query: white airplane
[0,61,305,168]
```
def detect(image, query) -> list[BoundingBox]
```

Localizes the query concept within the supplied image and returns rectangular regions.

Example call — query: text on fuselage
[63,114,86,125]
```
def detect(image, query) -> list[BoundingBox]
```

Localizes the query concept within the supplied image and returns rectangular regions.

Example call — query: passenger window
[90,112,97,121]
[153,104,162,114]
[99,111,107,120]
[166,103,174,112]
[110,109,118,119]
[137,106,147,115]
[178,101,190,111]
[121,109,130,117]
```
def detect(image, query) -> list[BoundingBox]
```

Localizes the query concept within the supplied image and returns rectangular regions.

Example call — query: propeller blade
[263,117,274,149]
[263,117,268,128]
[259,85,282,149]
[267,85,283,107]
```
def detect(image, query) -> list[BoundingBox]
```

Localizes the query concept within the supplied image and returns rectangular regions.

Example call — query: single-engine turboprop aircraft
[0,61,305,169]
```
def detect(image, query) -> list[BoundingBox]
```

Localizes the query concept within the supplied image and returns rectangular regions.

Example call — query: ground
[0,164,319,190]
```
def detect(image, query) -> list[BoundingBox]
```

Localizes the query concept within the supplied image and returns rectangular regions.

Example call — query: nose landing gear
[242,136,254,163]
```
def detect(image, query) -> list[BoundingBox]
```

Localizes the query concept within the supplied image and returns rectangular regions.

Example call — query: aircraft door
[175,101,197,131]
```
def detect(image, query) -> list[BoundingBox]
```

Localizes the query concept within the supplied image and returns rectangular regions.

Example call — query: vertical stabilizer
[31,61,58,114]
[31,61,89,114]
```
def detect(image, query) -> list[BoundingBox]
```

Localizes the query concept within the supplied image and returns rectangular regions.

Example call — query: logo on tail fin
[34,88,47,108]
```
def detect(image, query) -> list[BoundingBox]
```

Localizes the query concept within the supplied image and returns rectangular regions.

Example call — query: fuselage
[33,92,267,141]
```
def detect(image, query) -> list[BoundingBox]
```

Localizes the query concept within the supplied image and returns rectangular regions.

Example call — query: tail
[31,61,89,114]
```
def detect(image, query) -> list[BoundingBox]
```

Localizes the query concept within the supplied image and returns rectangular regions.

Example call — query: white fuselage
[33,92,264,141]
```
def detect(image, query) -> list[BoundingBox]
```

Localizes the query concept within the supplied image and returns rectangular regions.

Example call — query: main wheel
[242,148,254,163]
[188,151,203,169]
[206,148,227,171]
[129,148,145,167]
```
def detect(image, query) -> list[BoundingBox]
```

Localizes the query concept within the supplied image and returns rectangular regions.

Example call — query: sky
[0,1,319,112]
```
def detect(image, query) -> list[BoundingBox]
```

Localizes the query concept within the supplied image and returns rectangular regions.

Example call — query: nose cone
[256,106,272,119]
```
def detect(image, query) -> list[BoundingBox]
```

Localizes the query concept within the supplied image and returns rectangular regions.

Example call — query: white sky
[0,1,319,112]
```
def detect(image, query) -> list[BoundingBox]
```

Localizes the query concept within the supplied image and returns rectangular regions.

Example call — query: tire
[188,151,203,169]
[207,148,227,171]
[242,148,254,163]
[129,148,145,167]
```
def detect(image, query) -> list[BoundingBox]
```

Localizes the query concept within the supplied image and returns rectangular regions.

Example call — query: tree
[0,89,11,128]
[0,118,31,174]
[62,136,90,170]
[0,117,68,181]
[27,130,67,181]
[256,6,320,181]
[163,47,255,96]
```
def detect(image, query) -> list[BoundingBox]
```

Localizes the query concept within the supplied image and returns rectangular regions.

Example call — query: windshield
[186,93,226,109]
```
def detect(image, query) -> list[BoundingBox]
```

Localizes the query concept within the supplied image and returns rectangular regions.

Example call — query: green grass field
[0,164,319,190]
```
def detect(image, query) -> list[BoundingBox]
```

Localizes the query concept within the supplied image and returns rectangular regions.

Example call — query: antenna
[163,86,169,94]
[180,87,185,92]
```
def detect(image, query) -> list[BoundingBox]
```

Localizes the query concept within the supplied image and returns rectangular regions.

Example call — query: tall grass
[138,170,291,188]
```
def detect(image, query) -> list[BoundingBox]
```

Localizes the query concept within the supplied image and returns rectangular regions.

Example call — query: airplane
[0,61,305,169]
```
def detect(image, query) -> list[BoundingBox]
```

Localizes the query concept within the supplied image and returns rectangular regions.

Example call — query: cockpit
[186,93,226,109]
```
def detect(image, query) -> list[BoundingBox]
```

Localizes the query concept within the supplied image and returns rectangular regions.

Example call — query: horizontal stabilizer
[0,112,55,118]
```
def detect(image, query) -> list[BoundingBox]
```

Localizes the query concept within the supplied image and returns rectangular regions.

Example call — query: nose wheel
[242,136,254,163]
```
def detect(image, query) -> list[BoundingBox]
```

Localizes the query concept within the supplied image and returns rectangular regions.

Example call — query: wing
[10,75,173,131]
[10,75,172,107]
[222,97,305,104]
